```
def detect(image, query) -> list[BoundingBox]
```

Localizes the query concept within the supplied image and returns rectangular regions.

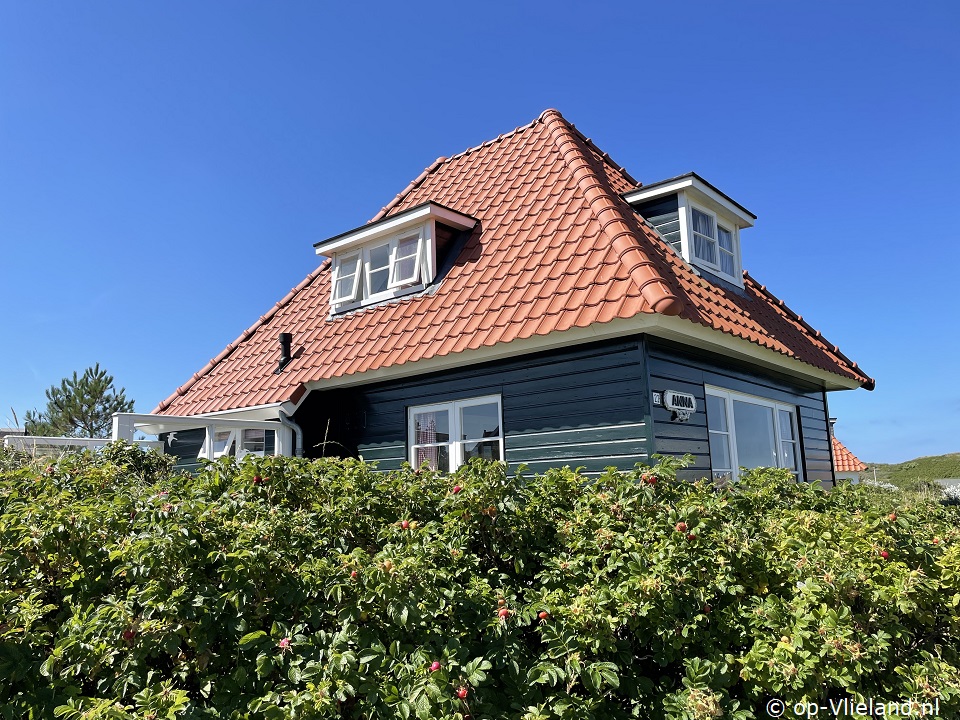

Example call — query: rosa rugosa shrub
[2,443,960,719]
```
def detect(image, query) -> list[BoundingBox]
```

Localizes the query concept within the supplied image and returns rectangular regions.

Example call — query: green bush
[2,444,960,719]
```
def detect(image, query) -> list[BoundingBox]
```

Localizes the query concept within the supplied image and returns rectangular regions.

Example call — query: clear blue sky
[1,1,957,464]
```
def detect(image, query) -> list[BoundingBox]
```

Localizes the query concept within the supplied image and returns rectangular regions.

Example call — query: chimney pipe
[828,417,837,437]
[277,332,293,373]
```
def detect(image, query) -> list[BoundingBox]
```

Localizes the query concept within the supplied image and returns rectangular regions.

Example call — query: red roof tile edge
[832,435,867,473]
[744,272,875,390]
[153,260,330,413]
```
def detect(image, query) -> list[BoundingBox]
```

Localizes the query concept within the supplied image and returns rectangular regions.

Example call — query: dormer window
[316,202,477,312]
[624,173,756,288]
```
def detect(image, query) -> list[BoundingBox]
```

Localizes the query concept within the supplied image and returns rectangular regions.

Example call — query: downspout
[279,409,304,458]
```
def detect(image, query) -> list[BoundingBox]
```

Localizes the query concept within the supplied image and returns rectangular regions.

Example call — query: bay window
[706,387,799,482]
[409,395,503,472]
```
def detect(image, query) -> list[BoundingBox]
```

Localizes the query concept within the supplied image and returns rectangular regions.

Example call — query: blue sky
[1,1,957,463]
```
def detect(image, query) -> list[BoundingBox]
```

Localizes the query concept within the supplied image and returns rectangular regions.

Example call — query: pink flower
[278,637,292,652]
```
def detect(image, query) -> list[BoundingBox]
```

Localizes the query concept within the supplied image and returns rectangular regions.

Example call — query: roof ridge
[539,109,682,316]
[152,259,331,413]
[743,271,874,389]
[370,114,544,223]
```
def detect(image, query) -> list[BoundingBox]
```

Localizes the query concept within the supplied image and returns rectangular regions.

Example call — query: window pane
[393,235,420,284]
[778,410,795,440]
[242,428,265,453]
[732,400,777,468]
[460,402,500,441]
[368,244,390,294]
[462,440,501,463]
[709,431,731,471]
[415,444,449,472]
[692,209,715,237]
[706,395,728,432]
[693,234,717,264]
[414,410,449,444]
[717,226,733,251]
[214,430,234,456]
[781,441,798,470]
[334,255,359,300]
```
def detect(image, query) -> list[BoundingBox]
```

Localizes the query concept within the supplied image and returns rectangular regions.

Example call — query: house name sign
[654,389,697,422]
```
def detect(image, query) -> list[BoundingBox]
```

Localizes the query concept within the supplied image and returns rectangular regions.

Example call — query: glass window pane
[706,395,728,432]
[214,430,234,456]
[462,440,501,463]
[692,209,715,237]
[693,234,717,264]
[415,444,449,472]
[368,244,391,294]
[460,402,500,441]
[709,431,731,471]
[242,428,265,453]
[717,226,733,251]
[732,400,777,468]
[719,249,735,276]
[414,410,449,444]
[781,441,798,470]
[393,234,420,284]
[778,410,795,440]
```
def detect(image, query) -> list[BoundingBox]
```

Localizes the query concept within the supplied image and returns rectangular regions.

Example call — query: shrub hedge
[2,443,960,719]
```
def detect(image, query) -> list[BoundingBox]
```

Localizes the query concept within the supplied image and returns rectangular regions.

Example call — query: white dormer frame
[625,174,755,288]
[315,202,477,312]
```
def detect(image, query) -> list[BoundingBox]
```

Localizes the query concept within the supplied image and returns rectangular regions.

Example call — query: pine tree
[24,364,134,438]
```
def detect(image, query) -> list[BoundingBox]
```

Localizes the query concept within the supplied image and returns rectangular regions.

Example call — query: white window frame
[330,222,433,311]
[705,386,800,482]
[206,427,274,459]
[330,250,362,304]
[408,394,504,472]
[690,206,720,269]
[676,194,742,284]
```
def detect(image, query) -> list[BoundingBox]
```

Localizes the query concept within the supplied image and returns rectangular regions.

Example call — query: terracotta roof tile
[156,109,873,415]
[832,436,867,473]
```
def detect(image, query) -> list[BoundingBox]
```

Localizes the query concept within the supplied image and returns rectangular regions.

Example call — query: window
[686,205,740,282]
[409,395,503,472]
[331,251,361,304]
[331,223,430,310]
[691,208,718,266]
[207,428,275,459]
[705,387,799,483]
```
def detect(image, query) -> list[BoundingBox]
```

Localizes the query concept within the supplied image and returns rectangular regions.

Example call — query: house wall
[645,339,835,485]
[293,339,652,476]
[292,335,836,484]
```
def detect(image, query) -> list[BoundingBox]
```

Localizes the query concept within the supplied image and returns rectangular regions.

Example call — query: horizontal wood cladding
[646,339,834,484]
[293,339,651,473]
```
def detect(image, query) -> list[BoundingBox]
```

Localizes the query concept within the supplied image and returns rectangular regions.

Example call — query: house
[125,109,874,484]
[829,420,868,482]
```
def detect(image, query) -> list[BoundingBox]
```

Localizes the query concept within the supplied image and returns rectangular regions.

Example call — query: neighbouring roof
[155,109,874,416]
[832,436,867,473]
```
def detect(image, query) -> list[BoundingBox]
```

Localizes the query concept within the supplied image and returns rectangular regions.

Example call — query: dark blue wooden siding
[646,339,835,485]
[293,339,652,475]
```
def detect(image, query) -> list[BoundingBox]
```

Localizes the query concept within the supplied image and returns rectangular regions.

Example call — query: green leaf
[239,630,267,647]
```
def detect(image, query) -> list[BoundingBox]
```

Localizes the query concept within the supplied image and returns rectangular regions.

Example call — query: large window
[705,387,799,483]
[408,395,503,472]
[331,223,431,310]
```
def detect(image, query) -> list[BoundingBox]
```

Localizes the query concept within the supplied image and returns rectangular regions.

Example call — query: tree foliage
[23,364,134,438]
[2,446,960,719]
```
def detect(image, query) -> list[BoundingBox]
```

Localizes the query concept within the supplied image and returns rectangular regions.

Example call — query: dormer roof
[155,109,873,416]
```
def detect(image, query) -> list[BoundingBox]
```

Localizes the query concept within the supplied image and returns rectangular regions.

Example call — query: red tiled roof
[832,435,867,473]
[155,109,874,415]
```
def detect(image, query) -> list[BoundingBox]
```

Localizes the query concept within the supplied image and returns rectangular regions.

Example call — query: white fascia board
[115,411,286,436]
[302,314,861,395]
[314,203,477,256]
[625,177,756,228]
[194,402,291,422]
